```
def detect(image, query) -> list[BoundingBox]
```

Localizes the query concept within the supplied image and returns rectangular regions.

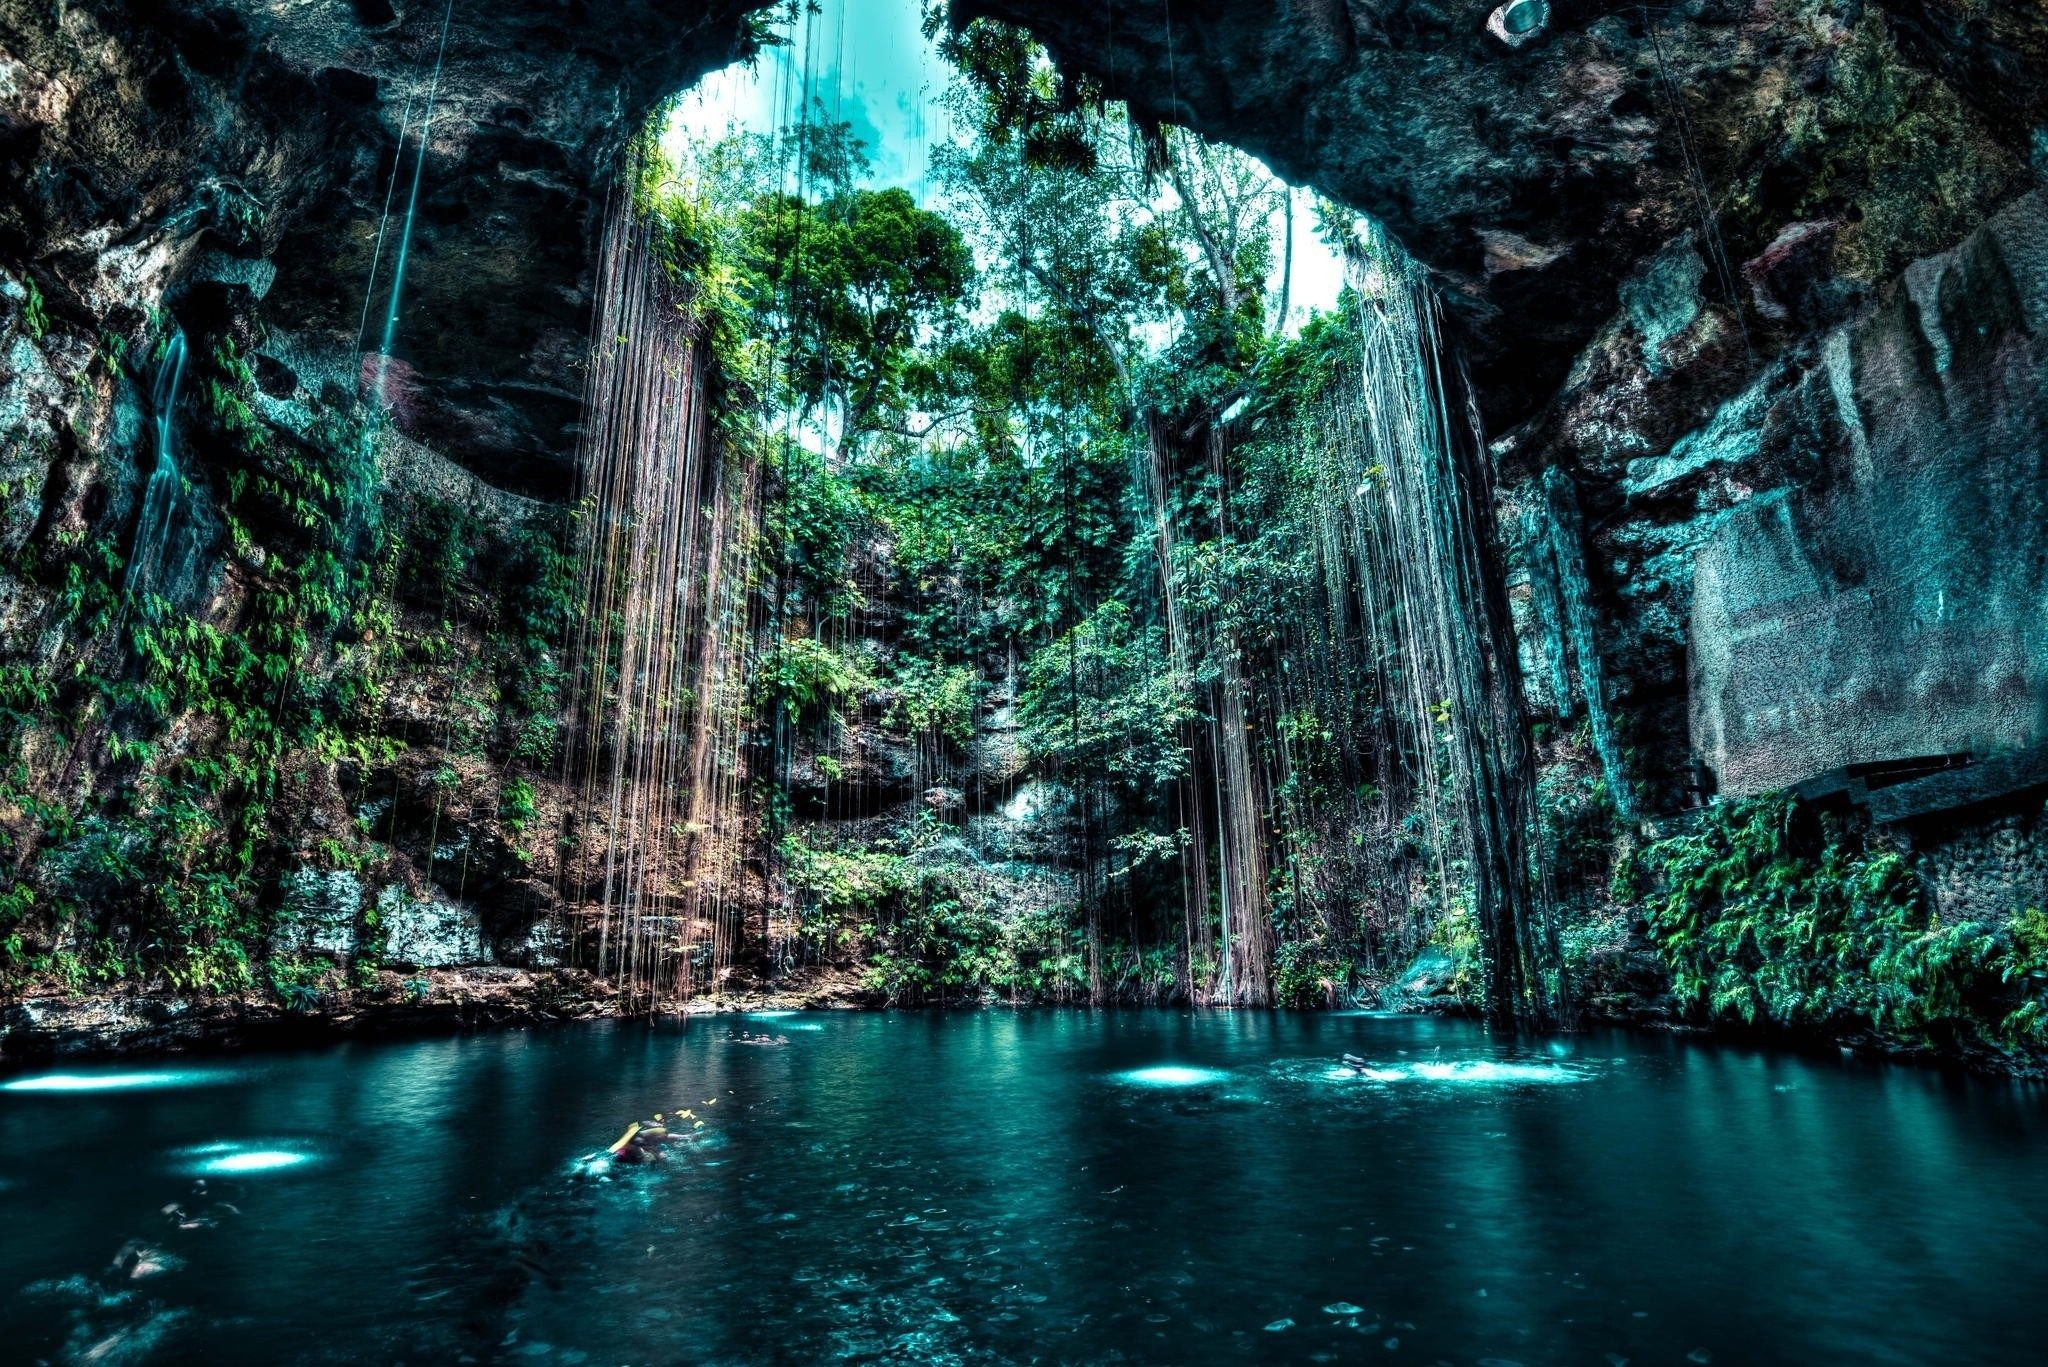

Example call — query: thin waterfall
[1320,222,1561,1025]
[367,0,455,408]
[559,182,759,1009]
[124,330,188,600]
[1524,466,1635,822]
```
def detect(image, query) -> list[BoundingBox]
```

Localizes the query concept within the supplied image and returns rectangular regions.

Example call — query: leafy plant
[21,276,48,339]
[754,636,874,720]
[1639,794,2048,1052]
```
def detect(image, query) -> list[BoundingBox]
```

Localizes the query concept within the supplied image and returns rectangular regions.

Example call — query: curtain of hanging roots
[559,182,759,1011]
[1138,415,1275,1007]
[1331,223,1563,1026]
[1141,416,1215,1003]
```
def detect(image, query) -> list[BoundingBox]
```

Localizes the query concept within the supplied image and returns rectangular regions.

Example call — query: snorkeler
[606,1114,671,1163]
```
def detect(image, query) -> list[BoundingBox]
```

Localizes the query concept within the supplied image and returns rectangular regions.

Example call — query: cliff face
[962,0,2034,426]
[0,0,770,1011]
[965,0,2048,936]
[4,0,2047,1021]
[2,0,761,494]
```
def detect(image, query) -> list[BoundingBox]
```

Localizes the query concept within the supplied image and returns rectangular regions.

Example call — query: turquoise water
[3,1012,2045,1363]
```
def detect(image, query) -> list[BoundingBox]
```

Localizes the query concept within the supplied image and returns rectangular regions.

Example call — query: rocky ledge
[0,968,902,1065]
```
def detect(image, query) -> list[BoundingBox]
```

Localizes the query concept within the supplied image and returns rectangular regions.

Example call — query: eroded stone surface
[1689,191,2048,796]
[377,884,488,969]
[272,868,364,958]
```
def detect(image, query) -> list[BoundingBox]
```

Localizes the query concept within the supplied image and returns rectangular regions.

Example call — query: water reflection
[1,1070,230,1094]
[0,1014,2044,1364]
[1114,1064,1231,1088]
[173,1143,318,1176]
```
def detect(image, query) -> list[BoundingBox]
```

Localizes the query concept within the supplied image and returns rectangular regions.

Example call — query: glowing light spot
[2,1070,225,1094]
[1412,1060,1581,1085]
[743,1011,797,1019]
[194,1149,310,1174]
[1116,1065,1229,1088]
[174,1140,318,1175]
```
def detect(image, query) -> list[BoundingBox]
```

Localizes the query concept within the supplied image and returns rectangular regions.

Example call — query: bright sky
[661,0,1345,338]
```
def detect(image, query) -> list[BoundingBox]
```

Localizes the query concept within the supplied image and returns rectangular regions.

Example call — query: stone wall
[1690,191,2048,796]
[1915,798,2048,925]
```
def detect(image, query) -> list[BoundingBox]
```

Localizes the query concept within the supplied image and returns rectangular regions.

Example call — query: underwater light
[2,1070,222,1094]
[190,1149,312,1175]
[1407,1060,1583,1085]
[172,1140,317,1175]
[1117,1065,1229,1088]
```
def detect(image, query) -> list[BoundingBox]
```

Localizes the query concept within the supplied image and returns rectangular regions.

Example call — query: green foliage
[887,657,978,747]
[1426,900,1486,1002]
[739,182,974,458]
[269,956,331,1013]
[1019,602,1193,790]
[0,319,580,994]
[490,510,576,766]
[781,827,1092,1004]
[754,636,874,720]
[500,777,537,835]
[12,346,386,988]
[769,444,866,607]
[1273,937,1351,1009]
[21,276,48,340]
[1537,766,1621,891]
[855,880,1091,1006]
[784,834,907,918]
[1639,794,2048,1051]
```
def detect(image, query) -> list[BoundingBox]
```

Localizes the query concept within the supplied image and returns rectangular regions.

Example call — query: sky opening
[661,0,1345,338]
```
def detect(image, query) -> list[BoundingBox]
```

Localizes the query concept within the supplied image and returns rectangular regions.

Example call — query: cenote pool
[3,1012,2046,1365]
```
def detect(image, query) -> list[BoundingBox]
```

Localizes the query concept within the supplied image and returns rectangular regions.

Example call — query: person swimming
[606,1114,672,1164]
[728,1029,789,1045]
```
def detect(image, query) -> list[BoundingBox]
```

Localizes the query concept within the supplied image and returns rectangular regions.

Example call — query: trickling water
[123,330,188,601]
[559,179,761,1006]
[1139,417,1215,999]
[367,0,455,407]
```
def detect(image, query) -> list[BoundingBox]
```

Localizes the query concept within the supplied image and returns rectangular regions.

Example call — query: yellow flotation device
[606,1122,642,1156]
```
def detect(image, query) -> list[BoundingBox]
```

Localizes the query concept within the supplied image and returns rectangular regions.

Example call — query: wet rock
[1741,220,1847,326]
[1380,949,1466,1011]
[500,919,563,970]
[1620,243,1707,379]
[1,0,771,493]
[270,868,363,958]
[376,885,489,969]
[107,1239,178,1282]
[1690,191,2048,797]
[1485,0,1550,53]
